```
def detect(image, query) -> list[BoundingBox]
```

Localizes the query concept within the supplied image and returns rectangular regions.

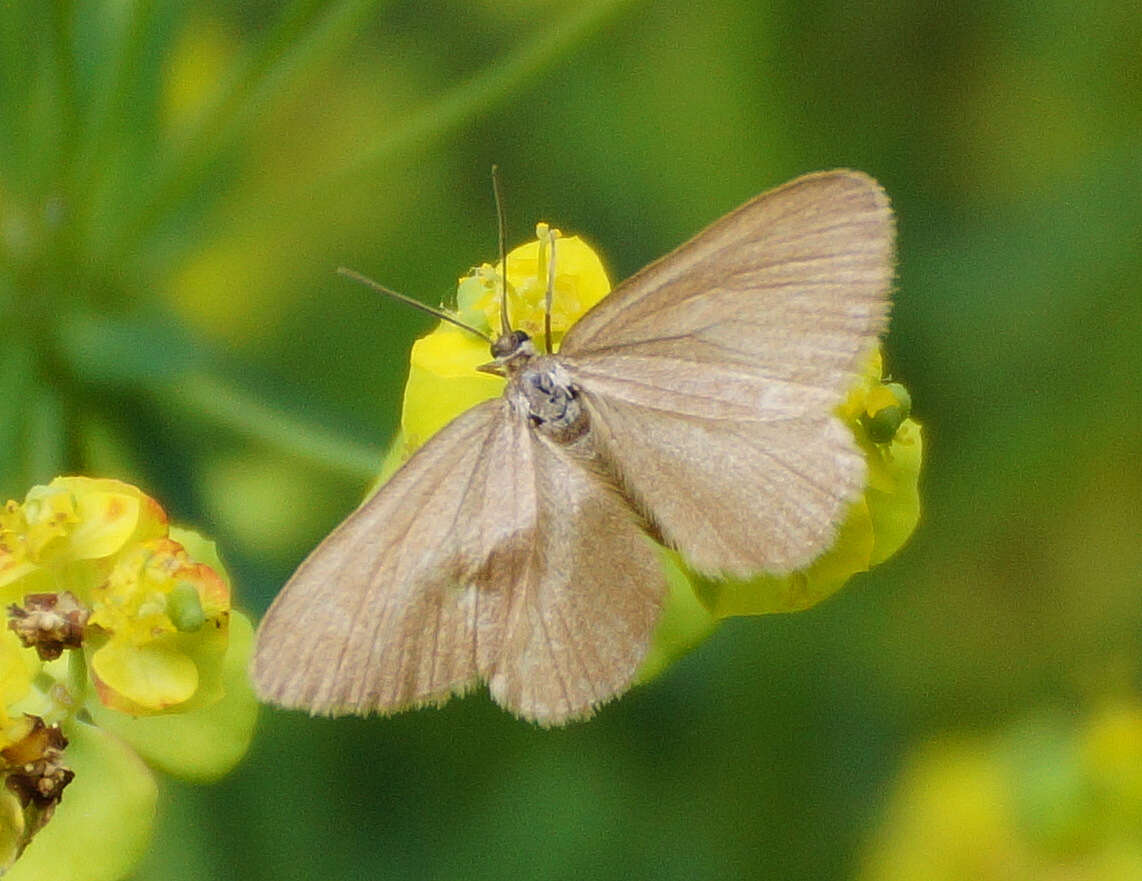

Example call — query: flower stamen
[7,593,90,661]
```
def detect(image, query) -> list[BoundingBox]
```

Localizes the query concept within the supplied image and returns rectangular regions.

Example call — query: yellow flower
[395,226,610,457]
[0,477,258,876]
[841,351,924,566]
[87,536,230,714]
[389,226,923,675]
[1,478,230,714]
[0,477,167,600]
[455,223,612,342]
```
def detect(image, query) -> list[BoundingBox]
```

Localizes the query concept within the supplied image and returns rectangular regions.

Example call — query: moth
[252,169,895,725]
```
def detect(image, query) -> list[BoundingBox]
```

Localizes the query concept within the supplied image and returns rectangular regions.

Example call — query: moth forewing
[251,401,511,715]
[556,169,893,575]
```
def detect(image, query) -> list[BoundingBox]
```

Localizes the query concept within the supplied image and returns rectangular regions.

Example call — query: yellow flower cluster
[0,477,230,717]
[385,225,924,677]
[1,478,163,592]
[87,536,230,714]
[0,476,256,874]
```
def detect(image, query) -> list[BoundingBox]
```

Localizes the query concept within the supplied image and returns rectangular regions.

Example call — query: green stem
[48,0,80,184]
[70,0,158,216]
[110,0,643,259]
[317,0,643,192]
[25,384,67,486]
[67,647,89,713]
[169,373,383,480]
[55,309,382,479]
[105,0,389,261]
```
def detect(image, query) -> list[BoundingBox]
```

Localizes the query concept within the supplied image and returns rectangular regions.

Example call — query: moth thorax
[516,359,588,444]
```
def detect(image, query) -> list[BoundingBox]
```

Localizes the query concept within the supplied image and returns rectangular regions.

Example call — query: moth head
[478,329,536,376]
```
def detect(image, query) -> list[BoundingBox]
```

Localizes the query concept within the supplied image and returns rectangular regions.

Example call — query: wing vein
[363,412,499,707]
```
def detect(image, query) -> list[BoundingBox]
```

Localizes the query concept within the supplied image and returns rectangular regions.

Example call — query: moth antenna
[336,267,493,344]
[491,165,511,334]
[544,228,557,355]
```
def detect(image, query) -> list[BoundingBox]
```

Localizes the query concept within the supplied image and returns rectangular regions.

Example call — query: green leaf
[55,309,205,386]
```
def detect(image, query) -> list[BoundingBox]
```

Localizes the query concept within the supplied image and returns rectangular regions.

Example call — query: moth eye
[490,329,532,358]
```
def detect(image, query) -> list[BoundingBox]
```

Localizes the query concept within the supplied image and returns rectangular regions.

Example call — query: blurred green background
[2,1,1140,879]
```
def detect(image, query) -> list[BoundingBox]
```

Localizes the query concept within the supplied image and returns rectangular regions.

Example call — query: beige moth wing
[251,396,664,725]
[557,170,895,576]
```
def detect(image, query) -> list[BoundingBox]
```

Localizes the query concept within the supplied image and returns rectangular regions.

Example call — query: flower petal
[696,498,876,617]
[91,641,199,713]
[53,477,168,558]
[88,612,259,782]
[0,630,37,710]
[402,327,503,449]
[66,492,141,560]
[867,419,924,566]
